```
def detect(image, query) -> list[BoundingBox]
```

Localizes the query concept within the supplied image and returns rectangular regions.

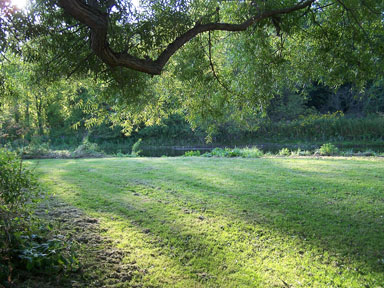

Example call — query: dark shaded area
[14,198,138,288]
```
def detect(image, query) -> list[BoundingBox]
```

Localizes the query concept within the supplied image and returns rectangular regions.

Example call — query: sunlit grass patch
[34,157,384,287]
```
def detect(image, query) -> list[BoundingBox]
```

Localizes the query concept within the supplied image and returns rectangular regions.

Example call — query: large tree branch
[57,0,315,75]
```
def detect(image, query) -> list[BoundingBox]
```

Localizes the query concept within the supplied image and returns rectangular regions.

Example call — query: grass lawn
[34,157,384,287]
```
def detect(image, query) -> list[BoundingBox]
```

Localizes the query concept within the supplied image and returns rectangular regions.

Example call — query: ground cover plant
[34,157,384,287]
[0,149,78,287]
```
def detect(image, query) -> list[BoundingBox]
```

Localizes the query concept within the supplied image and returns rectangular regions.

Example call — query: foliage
[184,150,201,157]
[318,143,339,156]
[21,142,50,158]
[278,148,291,156]
[290,148,312,156]
[131,138,142,156]
[16,233,79,274]
[72,138,105,158]
[239,147,264,158]
[253,113,384,142]
[1,1,383,134]
[135,114,206,146]
[203,147,263,158]
[0,148,38,206]
[354,150,377,157]
[1,53,384,153]
[115,151,128,158]
[0,149,77,285]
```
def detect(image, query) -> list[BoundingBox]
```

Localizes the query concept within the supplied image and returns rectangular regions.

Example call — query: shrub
[299,150,313,156]
[290,148,301,156]
[0,149,39,207]
[0,149,39,281]
[278,148,291,156]
[341,149,354,157]
[240,147,263,158]
[184,150,201,157]
[115,151,126,157]
[210,147,226,157]
[226,148,242,157]
[0,149,77,284]
[203,147,263,158]
[16,233,78,274]
[131,138,142,156]
[355,150,377,157]
[319,143,339,156]
[21,143,50,158]
[72,138,105,158]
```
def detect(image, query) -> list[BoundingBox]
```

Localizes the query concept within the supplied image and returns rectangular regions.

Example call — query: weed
[184,150,201,157]
[131,139,143,156]
[0,150,76,285]
[319,143,339,156]
[72,139,105,158]
[278,148,291,156]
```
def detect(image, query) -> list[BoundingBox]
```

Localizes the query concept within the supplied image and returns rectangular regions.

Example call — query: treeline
[1,81,384,156]
[1,56,383,155]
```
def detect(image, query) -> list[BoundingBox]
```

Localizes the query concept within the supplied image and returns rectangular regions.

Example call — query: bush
[226,148,242,157]
[16,233,78,274]
[355,150,377,157]
[290,148,301,156]
[72,138,105,158]
[341,149,354,157]
[319,143,339,156]
[0,149,39,207]
[210,147,226,157]
[239,147,263,158]
[20,143,50,158]
[299,150,313,156]
[278,148,291,156]
[184,150,201,157]
[0,149,77,285]
[1,149,38,282]
[288,148,313,156]
[209,147,238,157]
[131,138,142,156]
[115,150,128,157]
[202,147,263,158]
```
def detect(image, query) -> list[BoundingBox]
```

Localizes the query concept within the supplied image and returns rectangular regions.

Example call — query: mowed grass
[34,157,384,287]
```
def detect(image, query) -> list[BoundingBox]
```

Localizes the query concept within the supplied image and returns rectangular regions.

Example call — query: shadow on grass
[39,157,384,285]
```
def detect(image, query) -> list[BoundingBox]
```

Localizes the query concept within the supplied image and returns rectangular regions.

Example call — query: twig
[208,31,232,94]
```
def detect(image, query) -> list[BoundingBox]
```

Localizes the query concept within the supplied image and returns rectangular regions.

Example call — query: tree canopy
[1,0,384,133]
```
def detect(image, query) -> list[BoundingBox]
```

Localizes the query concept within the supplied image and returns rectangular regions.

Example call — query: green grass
[34,157,384,287]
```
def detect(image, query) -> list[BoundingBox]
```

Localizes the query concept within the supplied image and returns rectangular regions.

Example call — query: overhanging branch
[57,0,315,75]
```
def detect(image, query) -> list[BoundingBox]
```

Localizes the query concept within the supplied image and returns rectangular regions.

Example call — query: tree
[2,0,384,133]
[56,0,315,75]
[22,0,382,76]
[0,55,97,144]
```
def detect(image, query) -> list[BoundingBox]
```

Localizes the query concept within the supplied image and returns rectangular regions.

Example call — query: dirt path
[20,197,140,288]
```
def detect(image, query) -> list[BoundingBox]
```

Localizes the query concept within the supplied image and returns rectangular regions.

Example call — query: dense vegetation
[0,149,79,286]
[1,73,384,156]
[1,0,384,286]
[1,0,384,155]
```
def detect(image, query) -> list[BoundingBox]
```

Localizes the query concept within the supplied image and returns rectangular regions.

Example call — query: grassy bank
[35,157,384,287]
